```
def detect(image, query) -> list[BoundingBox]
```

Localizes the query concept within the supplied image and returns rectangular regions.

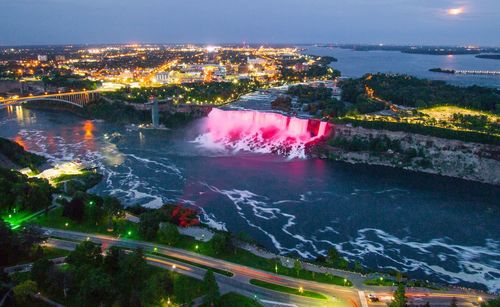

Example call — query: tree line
[340,73,500,113]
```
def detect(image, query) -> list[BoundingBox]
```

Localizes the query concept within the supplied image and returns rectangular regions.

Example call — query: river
[0,104,498,292]
[304,46,500,88]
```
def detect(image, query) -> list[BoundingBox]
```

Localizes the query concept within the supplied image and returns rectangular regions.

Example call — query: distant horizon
[1,42,500,49]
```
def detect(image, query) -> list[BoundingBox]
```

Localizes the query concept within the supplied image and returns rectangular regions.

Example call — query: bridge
[1,90,100,108]
[454,70,500,76]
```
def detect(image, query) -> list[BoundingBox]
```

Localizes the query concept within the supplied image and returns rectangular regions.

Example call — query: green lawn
[32,207,141,240]
[364,277,396,286]
[249,279,327,300]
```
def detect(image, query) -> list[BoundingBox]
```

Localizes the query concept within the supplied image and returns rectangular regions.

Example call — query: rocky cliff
[314,125,500,185]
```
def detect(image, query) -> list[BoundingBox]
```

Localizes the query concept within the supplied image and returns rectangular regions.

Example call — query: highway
[38,227,495,307]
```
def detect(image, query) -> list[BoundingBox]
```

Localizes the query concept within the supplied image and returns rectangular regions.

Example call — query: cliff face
[0,137,47,171]
[316,125,500,185]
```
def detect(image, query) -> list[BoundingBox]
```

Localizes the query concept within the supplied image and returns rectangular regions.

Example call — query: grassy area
[249,279,327,300]
[2,210,35,229]
[51,170,103,192]
[150,252,234,277]
[364,277,396,286]
[338,105,500,145]
[32,207,141,240]
[171,234,352,287]
[41,247,71,260]
[33,207,352,287]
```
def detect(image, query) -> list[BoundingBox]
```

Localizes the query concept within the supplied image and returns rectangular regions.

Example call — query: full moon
[447,7,465,15]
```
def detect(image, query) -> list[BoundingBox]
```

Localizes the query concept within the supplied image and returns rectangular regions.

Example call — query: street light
[127,231,132,236]
[298,287,304,294]
[65,222,69,227]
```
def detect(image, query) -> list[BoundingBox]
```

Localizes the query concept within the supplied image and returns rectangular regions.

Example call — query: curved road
[41,227,495,307]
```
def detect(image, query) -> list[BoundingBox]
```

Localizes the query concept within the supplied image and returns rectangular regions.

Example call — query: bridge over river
[1,90,100,108]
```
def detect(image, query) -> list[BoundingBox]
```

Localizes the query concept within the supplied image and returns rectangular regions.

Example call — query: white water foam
[330,228,500,293]
[192,109,331,159]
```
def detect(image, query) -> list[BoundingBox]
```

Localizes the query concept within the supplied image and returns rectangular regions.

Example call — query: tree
[481,297,500,307]
[327,247,341,264]
[354,261,363,272]
[31,258,53,288]
[13,280,37,305]
[103,196,123,228]
[172,275,188,304]
[19,225,46,252]
[0,219,18,266]
[388,283,407,307]
[46,266,72,299]
[115,248,149,306]
[103,246,122,275]
[66,241,103,268]
[203,270,220,306]
[211,233,234,255]
[157,222,180,246]
[294,259,302,276]
[78,268,115,306]
[138,211,162,240]
[62,197,85,223]
[140,272,171,306]
[87,197,105,226]
[450,297,458,307]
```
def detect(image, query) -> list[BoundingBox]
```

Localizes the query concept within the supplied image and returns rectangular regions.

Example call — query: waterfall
[193,109,332,159]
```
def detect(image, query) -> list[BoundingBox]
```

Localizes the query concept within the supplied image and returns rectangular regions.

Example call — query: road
[38,227,495,307]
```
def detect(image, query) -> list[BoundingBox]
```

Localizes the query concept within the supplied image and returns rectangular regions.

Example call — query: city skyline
[1,0,499,46]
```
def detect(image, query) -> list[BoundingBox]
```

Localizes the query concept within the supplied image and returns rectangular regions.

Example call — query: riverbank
[315,124,500,185]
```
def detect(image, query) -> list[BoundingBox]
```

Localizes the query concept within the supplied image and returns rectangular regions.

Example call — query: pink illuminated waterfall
[194,109,332,158]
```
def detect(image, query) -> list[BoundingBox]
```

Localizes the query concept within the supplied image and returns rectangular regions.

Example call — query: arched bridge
[2,90,100,108]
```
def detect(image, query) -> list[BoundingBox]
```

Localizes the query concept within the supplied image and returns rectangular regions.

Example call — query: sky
[0,0,499,46]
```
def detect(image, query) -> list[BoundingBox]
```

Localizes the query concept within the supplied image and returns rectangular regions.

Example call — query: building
[155,64,226,84]
[154,72,170,83]
[37,55,48,62]
[247,57,267,66]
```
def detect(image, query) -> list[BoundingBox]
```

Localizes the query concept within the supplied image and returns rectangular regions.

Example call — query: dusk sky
[1,0,499,46]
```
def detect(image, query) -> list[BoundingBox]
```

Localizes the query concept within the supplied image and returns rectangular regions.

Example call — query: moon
[447,7,465,16]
